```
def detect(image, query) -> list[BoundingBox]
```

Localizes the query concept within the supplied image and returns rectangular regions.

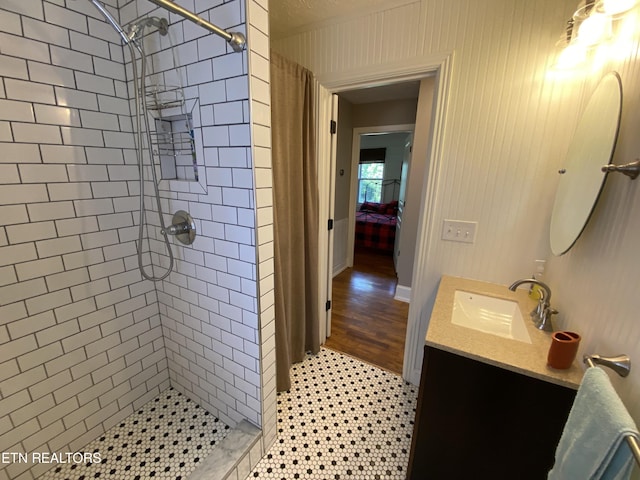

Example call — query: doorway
[316,54,452,385]
[346,127,414,277]
[322,79,434,374]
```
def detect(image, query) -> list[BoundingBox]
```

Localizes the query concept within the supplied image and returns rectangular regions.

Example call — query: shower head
[86,0,131,44]
[128,16,169,43]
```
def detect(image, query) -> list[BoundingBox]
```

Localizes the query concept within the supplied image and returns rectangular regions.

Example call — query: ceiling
[268,0,422,105]
[269,0,396,40]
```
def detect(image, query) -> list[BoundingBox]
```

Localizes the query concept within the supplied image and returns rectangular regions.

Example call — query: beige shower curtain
[270,51,320,392]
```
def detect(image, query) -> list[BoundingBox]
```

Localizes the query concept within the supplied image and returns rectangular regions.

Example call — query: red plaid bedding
[355,211,397,253]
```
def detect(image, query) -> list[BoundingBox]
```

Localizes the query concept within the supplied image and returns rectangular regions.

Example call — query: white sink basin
[451,290,532,344]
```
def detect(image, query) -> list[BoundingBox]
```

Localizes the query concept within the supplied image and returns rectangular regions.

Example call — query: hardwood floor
[325,249,409,374]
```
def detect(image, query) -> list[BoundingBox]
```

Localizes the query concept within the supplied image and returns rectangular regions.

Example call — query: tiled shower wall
[246,0,278,453]
[0,1,168,478]
[118,0,265,428]
[0,0,269,478]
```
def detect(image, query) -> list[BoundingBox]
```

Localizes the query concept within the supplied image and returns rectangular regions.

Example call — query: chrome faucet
[508,278,557,332]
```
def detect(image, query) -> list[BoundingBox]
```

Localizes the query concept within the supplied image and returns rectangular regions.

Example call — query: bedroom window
[358,162,385,203]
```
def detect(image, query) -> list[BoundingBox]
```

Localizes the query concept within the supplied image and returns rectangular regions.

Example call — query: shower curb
[188,420,262,480]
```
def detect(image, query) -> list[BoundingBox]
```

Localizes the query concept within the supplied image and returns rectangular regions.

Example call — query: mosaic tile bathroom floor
[248,348,418,480]
[41,388,229,480]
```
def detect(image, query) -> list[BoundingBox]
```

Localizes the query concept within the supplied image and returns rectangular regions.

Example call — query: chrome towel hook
[602,159,640,179]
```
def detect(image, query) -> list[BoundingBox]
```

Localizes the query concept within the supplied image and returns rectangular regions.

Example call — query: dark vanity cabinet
[407,346,576,480]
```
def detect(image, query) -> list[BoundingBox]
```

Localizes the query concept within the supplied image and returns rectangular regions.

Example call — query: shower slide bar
[146,0,246,52]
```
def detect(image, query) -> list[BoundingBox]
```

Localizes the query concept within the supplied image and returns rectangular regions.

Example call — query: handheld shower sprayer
[127,17,169,43]
[85,0,168,47]
[82,0,246,281]
[86,0,176,282]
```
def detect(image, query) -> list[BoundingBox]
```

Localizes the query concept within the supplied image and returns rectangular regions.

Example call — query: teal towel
[548,367,639,480]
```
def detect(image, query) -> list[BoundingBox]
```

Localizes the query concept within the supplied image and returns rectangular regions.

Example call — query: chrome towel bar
[584,354,640,468]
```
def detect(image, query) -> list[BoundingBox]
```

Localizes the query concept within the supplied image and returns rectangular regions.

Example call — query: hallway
[325,250,409,374]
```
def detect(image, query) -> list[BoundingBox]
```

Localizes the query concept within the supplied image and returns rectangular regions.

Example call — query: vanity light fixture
[553,0,637,69]
[574,6,612,46]
[596,0,637,16]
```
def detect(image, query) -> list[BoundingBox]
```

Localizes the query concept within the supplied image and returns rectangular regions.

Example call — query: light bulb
[555,43,587,69]
[577,12,612,45]
[598,0,637,15]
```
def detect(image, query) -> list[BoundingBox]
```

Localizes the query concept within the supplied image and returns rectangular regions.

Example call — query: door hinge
[328,218,334,231]
[326,300,332,311]
[330,120,337,134]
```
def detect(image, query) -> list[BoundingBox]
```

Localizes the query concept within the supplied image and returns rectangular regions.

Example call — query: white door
[393,137,412,270]
[316,86,338,343]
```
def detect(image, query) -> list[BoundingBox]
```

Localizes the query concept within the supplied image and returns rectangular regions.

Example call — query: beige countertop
[425,275,584,390]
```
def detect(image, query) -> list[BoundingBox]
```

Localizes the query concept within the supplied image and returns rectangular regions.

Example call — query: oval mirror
[549,71,622,256]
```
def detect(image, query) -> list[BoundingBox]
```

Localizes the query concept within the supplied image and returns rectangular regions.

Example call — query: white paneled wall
[0,0,271,478]
[546,19,640,427]
[273,0,640,429]
[273,0,580,379]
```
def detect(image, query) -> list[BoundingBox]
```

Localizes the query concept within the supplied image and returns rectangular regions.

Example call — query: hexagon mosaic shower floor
[248,348,418,480]
[39,348,417,480]
[41,388,230,480]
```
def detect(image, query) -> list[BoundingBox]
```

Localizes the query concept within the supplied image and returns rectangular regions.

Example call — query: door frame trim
[317,87,339,344]
[319,51,454,385]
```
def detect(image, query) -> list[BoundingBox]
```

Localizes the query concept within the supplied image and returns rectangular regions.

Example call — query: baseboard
[333,263,348,277]
[332,218,349,277]
[394,285,411,303]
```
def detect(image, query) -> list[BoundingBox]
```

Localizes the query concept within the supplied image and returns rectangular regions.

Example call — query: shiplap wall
[273,0,640,433]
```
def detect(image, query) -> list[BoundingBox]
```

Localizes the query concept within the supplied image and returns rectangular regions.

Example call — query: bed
[355,201,398,254]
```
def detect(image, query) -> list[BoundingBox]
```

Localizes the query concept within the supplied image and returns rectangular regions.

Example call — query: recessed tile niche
[147,86,200,182]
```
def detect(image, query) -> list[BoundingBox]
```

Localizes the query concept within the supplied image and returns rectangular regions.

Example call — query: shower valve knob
[162,222,190,235]
[161,210,196,245]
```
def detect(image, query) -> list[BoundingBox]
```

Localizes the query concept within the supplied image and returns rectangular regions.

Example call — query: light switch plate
[442,220,477,243]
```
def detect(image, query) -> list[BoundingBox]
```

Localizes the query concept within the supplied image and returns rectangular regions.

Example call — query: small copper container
[547,331,581,369]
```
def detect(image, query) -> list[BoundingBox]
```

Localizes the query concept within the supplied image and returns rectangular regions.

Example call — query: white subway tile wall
[246,0,278,458]
[0,0,274,478]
